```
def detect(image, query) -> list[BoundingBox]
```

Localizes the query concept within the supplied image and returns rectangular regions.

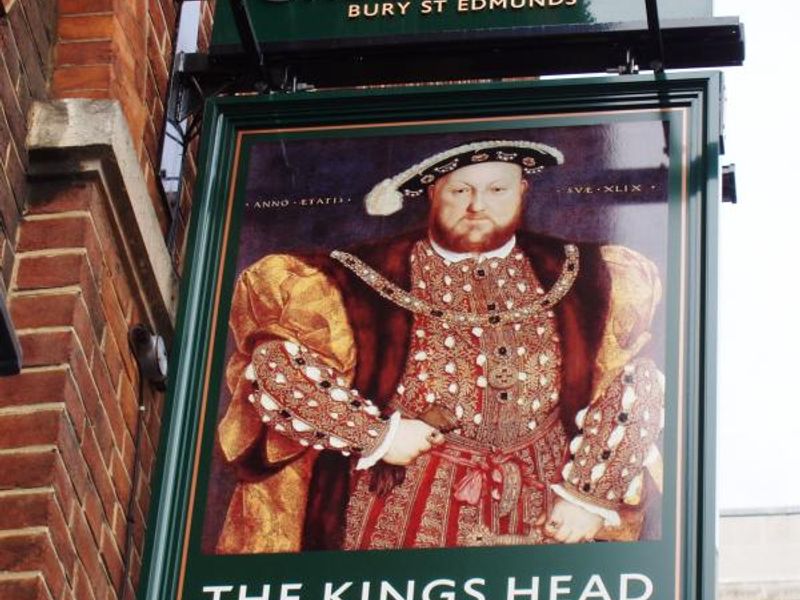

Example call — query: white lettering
[422,579,456,600]
[578,576,612,600]
[464,578,487,600]
[325,582,353,600]
[348,4,360,17]
[240,586,271,600]
[361,582,372,600]
[620,574,653,600]
[549,576,572,600]
[380,581,415,600]
[280,584,303,600]
[203,586,234,600]
[507,577,540,600]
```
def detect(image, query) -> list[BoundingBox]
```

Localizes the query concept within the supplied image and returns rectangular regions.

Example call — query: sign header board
[210,0,713,50]
[138,74,720,600]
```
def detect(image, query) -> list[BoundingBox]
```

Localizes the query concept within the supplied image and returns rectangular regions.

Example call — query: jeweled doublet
[217,231,664,553]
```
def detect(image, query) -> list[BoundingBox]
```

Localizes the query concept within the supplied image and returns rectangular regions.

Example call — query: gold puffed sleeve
[219,254,357,464]
[592,245,662,399]
[216,254,357,554]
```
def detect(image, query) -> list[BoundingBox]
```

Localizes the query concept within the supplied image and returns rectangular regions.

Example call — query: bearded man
[215,141,664,553]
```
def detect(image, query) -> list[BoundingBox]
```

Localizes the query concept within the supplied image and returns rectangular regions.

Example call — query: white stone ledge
[26,99,178,336]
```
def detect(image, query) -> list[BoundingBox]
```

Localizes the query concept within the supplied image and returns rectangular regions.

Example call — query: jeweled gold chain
[331,244,579,327]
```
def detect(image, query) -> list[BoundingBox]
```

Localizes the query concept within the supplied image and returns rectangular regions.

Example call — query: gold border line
[673,107,690,600]
[177,107,689,598]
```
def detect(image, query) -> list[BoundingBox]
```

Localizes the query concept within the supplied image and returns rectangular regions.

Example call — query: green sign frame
[139,73,720,600]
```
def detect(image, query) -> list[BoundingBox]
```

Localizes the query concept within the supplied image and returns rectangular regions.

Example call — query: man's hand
[543,498,604,543]
[381,419,444,466]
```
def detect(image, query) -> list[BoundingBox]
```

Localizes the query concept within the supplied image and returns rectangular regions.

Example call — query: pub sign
[139,74,720,600]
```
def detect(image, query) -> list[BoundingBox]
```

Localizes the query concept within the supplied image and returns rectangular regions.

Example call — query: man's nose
[467,190,487,211]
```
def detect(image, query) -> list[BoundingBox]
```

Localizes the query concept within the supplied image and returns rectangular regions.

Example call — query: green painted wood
[137,73,721,600]
[210,0,713,48]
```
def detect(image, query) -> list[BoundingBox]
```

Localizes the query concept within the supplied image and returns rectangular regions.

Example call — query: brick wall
[52,0,181,235]
[0,0,56,296]
[2,179,167,599]
[1,1,218,599]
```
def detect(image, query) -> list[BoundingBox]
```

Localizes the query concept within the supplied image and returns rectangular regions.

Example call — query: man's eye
[451,187,469,194]
[491,186,507,193]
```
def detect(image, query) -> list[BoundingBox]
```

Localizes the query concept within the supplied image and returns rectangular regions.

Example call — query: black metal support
[229,0,274,91]
[645,0,666,73]
[722,164,738,204]
[185,18,743,92]
[0,293,22,376]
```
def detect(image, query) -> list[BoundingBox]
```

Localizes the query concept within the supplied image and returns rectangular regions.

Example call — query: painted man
[215,141,664,553]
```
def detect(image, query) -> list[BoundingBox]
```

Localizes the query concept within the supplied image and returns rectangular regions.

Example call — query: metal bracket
[722,164,737,204]
[612,48,640,75]
[0,292,22,376]
[645,0,666,72]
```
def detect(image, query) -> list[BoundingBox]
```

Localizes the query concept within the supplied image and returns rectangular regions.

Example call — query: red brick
[16,215,93,253]
[71,561,97,600]
[10,292,78,328]
[17,329,77,369]
[69,339,115,456]
[0,170,20,251]
[7,7,48,100]
[6,138,28,209]
[58,0,114,15]
[83,485,104,543]
[60,369,87,434]
[57,14,114,41]
[55,39,113,67]
[0,490,76,584]
[0,490,50,530]
[0,531,67,600]
[0,366,69,408]
[52,64,112,95]
[46,496,76,584]
[108,449,131,509]
[0,98,12,160]
[14,252,87,290]
[0,450,57,490]
[80,429,118,519]
[99,274,136,381]
[11,292,98,363]
[109,503,126,552]
[145,28,168,99]
[99,524,124,591]
[90,342,128,445]
[52,443,80,519]
[70,508,107,593]
[101,330,124,394]
[118,379,139,437]
[18,0,51,68]
[0,408,63,449]
[27,181,96,215]
[0,576,47,600]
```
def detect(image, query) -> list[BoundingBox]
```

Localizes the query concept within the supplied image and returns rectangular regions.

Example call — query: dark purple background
[201,119,672,551]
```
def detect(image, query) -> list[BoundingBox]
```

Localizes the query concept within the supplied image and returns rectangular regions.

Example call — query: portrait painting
[141,76,723,600]
[196,116,674,558]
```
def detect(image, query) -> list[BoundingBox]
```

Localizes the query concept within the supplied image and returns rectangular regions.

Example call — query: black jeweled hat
[365,140,564,216]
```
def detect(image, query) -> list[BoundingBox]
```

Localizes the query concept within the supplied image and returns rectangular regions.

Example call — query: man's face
[428,161,527,253]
